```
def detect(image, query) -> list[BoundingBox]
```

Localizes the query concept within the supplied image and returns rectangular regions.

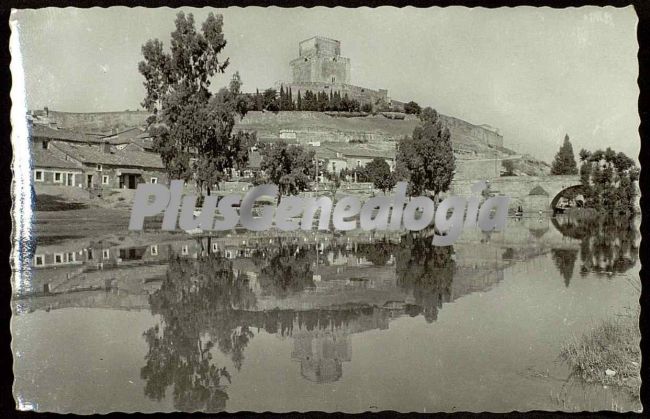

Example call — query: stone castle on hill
[279,36,397,110]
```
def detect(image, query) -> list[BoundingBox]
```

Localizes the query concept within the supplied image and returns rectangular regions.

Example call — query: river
[11,214,641,413]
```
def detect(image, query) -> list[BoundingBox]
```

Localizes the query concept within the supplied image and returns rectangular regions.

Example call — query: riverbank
[560,305,641,399]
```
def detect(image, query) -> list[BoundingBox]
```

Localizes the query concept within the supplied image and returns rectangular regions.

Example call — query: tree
[262,88,279,111]
[395,107,455,199]
[138,12,250,194]
[404,101,421,115]
[501,159,516,176]
[365,157,396,193]
[260,142,315,200]
[551,134,578,175]
[579,147,639,213]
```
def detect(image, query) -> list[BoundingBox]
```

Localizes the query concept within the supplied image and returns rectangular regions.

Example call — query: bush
[404,101,421,115]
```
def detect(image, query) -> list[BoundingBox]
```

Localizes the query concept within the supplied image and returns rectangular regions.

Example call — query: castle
[280,36,397,110]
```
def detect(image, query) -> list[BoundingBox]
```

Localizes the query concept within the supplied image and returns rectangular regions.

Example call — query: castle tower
[290,36,351,84]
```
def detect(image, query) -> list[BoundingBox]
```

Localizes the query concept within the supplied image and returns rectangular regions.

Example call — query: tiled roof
[322,142,395,159]
[53,142,164,169]
[32,148,82,170]
[104,127,146,144]
[312,147,338,160]
[30,124,99,144]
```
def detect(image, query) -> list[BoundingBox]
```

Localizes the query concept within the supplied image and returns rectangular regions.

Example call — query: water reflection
[552,215,638,278]
[139,233,458,410]
[15,215,641,412]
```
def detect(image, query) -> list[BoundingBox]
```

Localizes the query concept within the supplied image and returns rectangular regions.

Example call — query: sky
[12,6,639,163]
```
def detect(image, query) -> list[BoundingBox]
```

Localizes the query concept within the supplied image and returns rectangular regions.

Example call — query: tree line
[245,87,369,113]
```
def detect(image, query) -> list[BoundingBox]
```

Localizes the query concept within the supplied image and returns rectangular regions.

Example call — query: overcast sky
[12,6,639,162]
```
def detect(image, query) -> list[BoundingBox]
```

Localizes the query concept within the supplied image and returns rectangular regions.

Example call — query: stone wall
[46,110,150,131]
[290,56,351,84]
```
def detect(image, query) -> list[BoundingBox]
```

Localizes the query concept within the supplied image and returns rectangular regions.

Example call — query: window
[150,177,158,184]
[212,243,218,252]
[357,160,361,167]
[66,252,75,262]
[54,254,63,264]
[181,245,189,256]
[150,245,158,256]
[102,249,110,259]
[54,172,62,183]
[102,175,109,185]
[34,170,43,182]
[34,255,44,266]
[42,141,49,150]
[97,164,103,171]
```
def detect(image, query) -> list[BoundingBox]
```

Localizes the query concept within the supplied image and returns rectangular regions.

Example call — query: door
[128,175,137,189]
[67,173,74,186]
[86,174,93,188]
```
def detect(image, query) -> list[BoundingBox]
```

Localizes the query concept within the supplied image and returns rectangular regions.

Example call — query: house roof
[312,147,338,160]
[104,127,147,144]
[30,124,99,144]
[322,143,395,159]
[32,148,82,170]
[53,142,164,169]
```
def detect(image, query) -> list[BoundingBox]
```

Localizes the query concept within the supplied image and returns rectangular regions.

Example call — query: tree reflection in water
[141,256,257,412]
[251,242,316,298]
[395,233,456,323]
[141,234,457,409]
[552,215,638,282]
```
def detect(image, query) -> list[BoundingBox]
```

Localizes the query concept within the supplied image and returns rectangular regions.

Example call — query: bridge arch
[550,184,585,212]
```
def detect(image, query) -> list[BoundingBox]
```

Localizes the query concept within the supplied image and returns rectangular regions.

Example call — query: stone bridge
[450,175,582,213]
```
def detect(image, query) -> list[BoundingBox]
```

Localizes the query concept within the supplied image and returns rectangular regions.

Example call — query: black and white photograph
[9,6,641,413]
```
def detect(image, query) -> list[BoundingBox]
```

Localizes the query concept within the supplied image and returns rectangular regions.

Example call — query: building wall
[344,156,395,171]
[81,164,166,189]
[291,37,351,84]
[33,168,83,187]
[324,158,348,174]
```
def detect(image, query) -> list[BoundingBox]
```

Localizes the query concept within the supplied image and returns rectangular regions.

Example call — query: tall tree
[262,88,279,111]
[260,142,315,200]
[138,12,250,194]
[365,157,396,193]
[395,107,455,199]
[551,134,579,175]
